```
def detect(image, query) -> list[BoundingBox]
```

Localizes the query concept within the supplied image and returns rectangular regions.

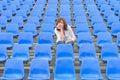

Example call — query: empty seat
[18,32,33,48]
[80,59,102,79]
[56,44,74,60]
[96,32,112,47]
[40,25,54,35]
[44,16,56,23]
[117,33,120,46]
[28,59,50,79]
[100,4,111,14]
[0,16,7,28]
[91,16,103,27]
[77,32,93,46]
[30,10,42,19]
[1,10,12,20]
[79,44,97,61]
[76,23,90,35]
[38,32,53,46]
[0,33,14,48]
[114,4,120,14]
[23,23,37,36]
[0,45,7,62]
[106,59,120,79]
[12,44,30,61]
[20,5,30,14]
[34,44,52,61]
[16,10,27,21]
[6,24,19,36]
[7,4,17,15]
[93,23,107,35]
[54,59,76,80]
[27,16,40,27]
[111,23,120,36]
[75,16,87,24]
[107,15,119,28]
[11,16,23,27]
[103,10,114,21]
[1,59,24,79]
[101,44,119,61]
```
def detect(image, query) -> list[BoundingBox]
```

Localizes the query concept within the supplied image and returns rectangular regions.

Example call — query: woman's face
[57,20,64,29]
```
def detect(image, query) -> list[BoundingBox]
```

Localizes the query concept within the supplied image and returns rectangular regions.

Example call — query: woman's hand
[65,39,73,43]
[56,23,64,30]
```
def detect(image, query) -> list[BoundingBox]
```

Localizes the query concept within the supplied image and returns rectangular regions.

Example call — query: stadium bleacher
[0,0,120,80]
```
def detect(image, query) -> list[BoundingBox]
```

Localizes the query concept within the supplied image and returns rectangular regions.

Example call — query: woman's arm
[54,28,64,42]
[65,25,76,43]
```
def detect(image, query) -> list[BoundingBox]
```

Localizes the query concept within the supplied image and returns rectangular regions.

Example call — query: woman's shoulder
[67,25,72,30]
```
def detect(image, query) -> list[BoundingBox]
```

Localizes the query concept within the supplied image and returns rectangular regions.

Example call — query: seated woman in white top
[54,17,76,45]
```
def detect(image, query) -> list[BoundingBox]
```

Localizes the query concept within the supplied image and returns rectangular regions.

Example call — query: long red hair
[56,17,68,31]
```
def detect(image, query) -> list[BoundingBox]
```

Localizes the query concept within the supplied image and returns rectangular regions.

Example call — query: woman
[54,17,76,45]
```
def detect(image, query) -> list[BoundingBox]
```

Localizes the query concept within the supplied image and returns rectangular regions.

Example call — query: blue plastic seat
[38,32,53,46]
[96,0,107,8]
[27,16,40,27]
[1,10,12,20]
[34,5,44,10]
[0,33,14,48]
[77,32,93,46]
[30,10,42,20]
[76,23,90,34]
[11,16,23,27]
[0,0,7,9]
[101,44,119,61]
[93,23,107,35]
[100,4,111,14]
[23,0,33,8]
[40,25,54,35]
[7,4,17,15]
[91,16,103,27]
[109,0,119,9]
[0,16,7,28]
[23,23,37,36]
[113,4,120,15]
[0,45,7,62]
[60,10,70,16]
[20,5,30,14]
[12,44,29,61]
[34,44,52,61]
[111,23,120,36]
[18,32,33,48]
[73,0,82,5]
[79,44,96,61]
[46,9,57,16]
[43,16,56,23]
[106,59,120,80]
[1,59,24,79]
[84,0,95,5]
[6,24,19,36]
[88,10,100,20]
[56,44,74,60]
[80,59,102,79]
[107,15,119,28]
[54,59,76,80]
[103,10,114,21]
[75,16,87,24]
[9,0,21,9]
[28,59,50,80]
[117,33,120,46]
[97,32,112,47]
[16,10,27,21]
[86,5,97,13]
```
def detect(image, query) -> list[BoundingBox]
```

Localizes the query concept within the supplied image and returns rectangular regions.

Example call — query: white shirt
[55,25,76,42]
